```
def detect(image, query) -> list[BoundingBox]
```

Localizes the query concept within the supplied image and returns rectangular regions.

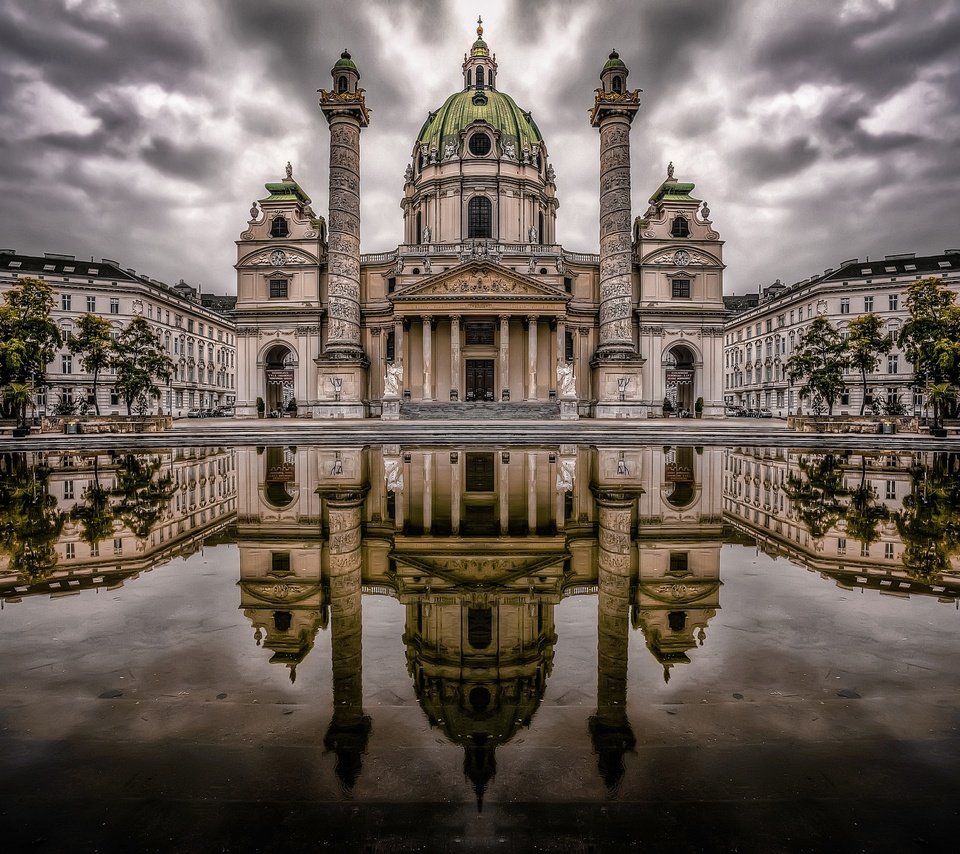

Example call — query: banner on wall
[665,369,694,385]
[265,369,295,385]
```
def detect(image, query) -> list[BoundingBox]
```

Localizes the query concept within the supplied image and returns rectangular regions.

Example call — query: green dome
[471,37,489,56]
[417,89,544,155]
[602,50,627,72]
[333,50,358,73]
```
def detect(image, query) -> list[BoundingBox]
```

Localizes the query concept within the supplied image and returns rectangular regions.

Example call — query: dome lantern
[600,49,628,95]
[462,17,498,91]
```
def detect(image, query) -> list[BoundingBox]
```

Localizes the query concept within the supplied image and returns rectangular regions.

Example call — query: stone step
[399,401,561,420]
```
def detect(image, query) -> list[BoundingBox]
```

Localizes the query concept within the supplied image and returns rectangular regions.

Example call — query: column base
[313,360,368,419]
[591,357,646,419]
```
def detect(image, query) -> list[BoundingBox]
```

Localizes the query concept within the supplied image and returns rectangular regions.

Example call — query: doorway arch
[663,344,697,416]
[263,344,297,415]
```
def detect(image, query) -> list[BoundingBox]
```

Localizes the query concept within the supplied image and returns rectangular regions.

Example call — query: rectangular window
[90,542,99,557]
[271,552,291,574]
[465,321,495,345]
[65,543,75,560]
[887,354,899,374]
[62,354,72,374]
[864,296,874,312]
[61,294,72,311]
[885,480,896,500]
[888,293,899,311]
[187,319,194,333]
[565,330,574,361]
[668,552,689,574]
[114,537,123,555]
[86,296,96,312]
[840,388,849,405]
[110,297,119,314]
[840,298,850,314]
[63,480,74,499]
[860,542,870,557]
[269,278,289,299]
[671,278,691,298]
[885,543,895,560]
[111,388,120,406]
[837,537,846,555]
[385,330,395,361]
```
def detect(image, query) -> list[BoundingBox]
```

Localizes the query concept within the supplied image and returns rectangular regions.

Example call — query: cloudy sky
[1,0,958,295]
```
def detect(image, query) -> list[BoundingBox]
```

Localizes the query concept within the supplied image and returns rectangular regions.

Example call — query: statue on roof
[285,161,293,180]
[701,201,711,220]
[667,161,675,180]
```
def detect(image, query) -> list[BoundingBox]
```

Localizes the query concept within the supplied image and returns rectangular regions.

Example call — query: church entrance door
[465,359,495,401]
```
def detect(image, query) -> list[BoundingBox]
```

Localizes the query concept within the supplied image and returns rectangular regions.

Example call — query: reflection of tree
[845,457,889,550]
[111,454,174,539]
[785,454,850,540]
[0,453,64,580]
[896,454,960,581]
[70,456,114,548]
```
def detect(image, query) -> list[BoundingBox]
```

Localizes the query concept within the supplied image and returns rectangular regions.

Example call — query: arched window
[670,216,689,238]
[476,66,485,90]
[270,215,289,238]
[466,68,472,87]
[337,75,347,94]
[612,76,623,94]
[538,211,545,243]
[416,211,422,245]
[467,196,492,238]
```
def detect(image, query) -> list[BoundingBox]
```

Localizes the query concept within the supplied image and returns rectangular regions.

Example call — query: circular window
[469,134,491,157]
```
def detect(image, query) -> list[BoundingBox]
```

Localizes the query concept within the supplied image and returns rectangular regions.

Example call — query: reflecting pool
[1,445,959,851]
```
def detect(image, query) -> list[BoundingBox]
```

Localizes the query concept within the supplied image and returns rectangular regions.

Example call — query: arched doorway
[664,345,697,416]
[263,345,296,416]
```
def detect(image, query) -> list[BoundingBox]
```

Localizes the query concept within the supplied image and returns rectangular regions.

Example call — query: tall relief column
[321,485,371,791]
[589,51,646,418]
[317,50,371,418]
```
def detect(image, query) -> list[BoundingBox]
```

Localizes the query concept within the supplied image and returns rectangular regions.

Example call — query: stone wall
[787,415,918,434]
[41,416,173,434]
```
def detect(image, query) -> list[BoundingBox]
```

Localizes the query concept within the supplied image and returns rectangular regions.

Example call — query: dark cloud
[0,0,958,294]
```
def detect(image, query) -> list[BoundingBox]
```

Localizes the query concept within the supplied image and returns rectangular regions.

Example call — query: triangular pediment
[391,261,569,303]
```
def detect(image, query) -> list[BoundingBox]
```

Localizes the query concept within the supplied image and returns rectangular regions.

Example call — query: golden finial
[477,15,483,38]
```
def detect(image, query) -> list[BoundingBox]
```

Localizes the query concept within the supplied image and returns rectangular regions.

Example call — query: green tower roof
[333,49,358,73]
[417,89,543,154]
[602,49,627,72]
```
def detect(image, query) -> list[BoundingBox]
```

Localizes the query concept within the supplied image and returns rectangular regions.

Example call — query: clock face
[674,250,690,267]
[270,249,286,267]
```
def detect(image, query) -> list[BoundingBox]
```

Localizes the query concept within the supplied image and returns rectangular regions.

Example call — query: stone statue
[383,361,403,398]
[422,224,431,244]
[556,457,576,492]
[556,254,564,274]
[303,203,315,218]
[503,141,516,159]
[249,202,259,221]
[557,362,576,398]
[395,255,405,274]
[384,457,404,492]
[423,255,431,273]
[404,163,414,183]
[546,163,556,183]
[420,145,430,167]
[701,201,711,220]
[528,254,537,273]
[667,161,675,180]
[474,241,486,259]
[285,161,293,180]
[444,141,456,160]
[528,225,539,244]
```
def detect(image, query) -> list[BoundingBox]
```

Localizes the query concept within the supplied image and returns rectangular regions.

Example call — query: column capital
[499,314,511,323]
[316,484,370,507]
[450,314,461,324]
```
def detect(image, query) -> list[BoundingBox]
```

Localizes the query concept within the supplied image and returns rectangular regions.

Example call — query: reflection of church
[235,442,724,797]
[234,21,725,419]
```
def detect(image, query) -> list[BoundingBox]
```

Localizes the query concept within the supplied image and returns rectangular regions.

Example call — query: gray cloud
[0,0,957,295]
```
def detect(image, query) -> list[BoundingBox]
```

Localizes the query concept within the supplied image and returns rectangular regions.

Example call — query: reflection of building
[235,24,725,420]
[722,447,960,596]
[0,448,237,601]
[723,251,960,416]
[0,251,236,417]
[234,442,726,796]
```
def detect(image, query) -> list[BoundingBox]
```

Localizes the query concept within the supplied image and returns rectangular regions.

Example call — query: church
[234,21,725,419]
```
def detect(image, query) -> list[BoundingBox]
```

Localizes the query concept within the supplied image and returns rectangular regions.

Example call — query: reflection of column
[393,316,404,368]
[589,487,639,791]
[422,316,433,401]
[527,316,538,400]
[527,451,537,533]
[323,487,371,791]
[557,317,567,367]
[451,452,461,535]
[499,315,510,399]
[450,315,461,401]
[423,452,433,533]
[499,453,510,534]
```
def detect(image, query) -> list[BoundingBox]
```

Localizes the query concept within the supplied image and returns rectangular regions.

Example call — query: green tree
[68,314,114,416]
[786,316,847,415]
[111,317,173,415]
[0,277,61,417]
[112,453,174,539]
[895,453,960,580]
[846,313,892,416]
[899,277,960,424]
[844,456,889,550]
[70,455,114,549]
[3,382,35,431]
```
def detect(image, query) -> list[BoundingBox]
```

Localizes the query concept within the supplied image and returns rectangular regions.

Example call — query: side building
[723,251,960,416]
[0,251,237,417]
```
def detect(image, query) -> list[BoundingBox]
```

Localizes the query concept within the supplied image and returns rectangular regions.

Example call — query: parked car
[217,407,235,417]
[724,406,743,417]
[187,408,203,418]
[756,408,773,418]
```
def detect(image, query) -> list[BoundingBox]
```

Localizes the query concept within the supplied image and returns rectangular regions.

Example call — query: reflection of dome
[417,89,544,155]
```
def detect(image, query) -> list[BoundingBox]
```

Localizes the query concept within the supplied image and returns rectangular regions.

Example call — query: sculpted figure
[285,161,293,180]
[546,163,556,183]
[528,225,539,244]
[556,457,576,492]
[557,362,576,398]
[556,254,564,274]
[422,224,431,244]
[667,161,675,180]
[528,254,537,273]
[503,140,516,159]
[383,361,403,397]
[423,255,431,273]
[444,141,456,160]
[395,255,405,274]
[249,202,259,221]
[384,457,404,493]
[404,163,414,183]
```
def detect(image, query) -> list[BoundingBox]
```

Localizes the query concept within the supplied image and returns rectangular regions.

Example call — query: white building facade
[723,251,960,417]
[0,251,236,417]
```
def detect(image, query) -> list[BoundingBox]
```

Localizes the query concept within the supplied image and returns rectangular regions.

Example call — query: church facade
[234,23,725,419]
